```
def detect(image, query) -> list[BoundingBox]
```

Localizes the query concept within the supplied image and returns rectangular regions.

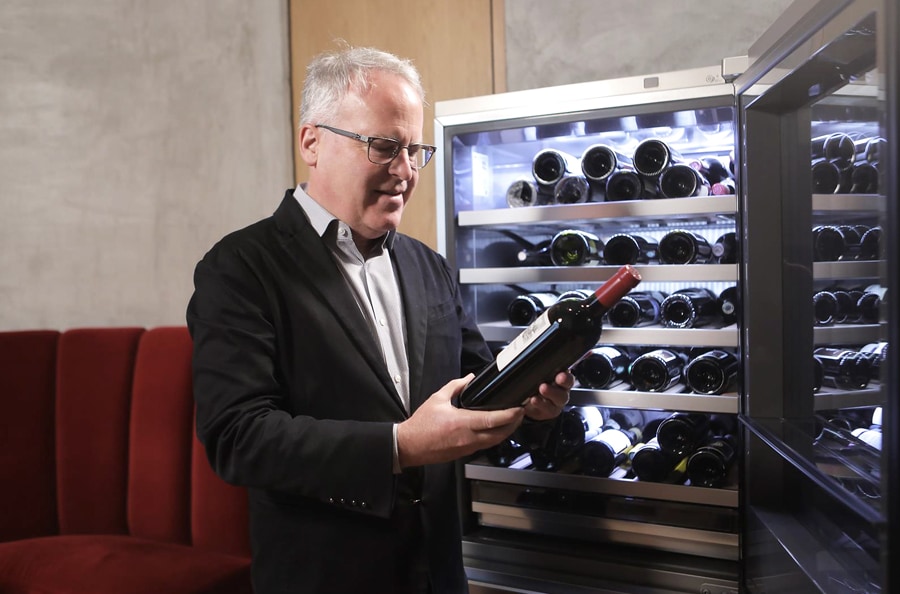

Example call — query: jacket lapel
[272,191,407,414]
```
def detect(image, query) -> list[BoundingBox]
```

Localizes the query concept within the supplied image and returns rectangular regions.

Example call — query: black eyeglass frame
[315,124,437,169]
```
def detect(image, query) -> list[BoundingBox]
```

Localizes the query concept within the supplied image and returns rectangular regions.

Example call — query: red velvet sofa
[0,326,252,594]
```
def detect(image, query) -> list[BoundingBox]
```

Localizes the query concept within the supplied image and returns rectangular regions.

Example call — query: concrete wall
[504,0,794,91]
[0,0,792,331]
[0,1,294,330]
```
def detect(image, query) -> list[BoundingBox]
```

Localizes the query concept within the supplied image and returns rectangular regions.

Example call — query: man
[187,46,572,594]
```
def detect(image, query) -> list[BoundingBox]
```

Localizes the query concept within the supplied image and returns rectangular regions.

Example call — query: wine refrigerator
[434,0,896,592]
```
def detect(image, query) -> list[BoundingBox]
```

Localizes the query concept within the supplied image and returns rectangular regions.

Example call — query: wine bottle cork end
[595,265,642,308]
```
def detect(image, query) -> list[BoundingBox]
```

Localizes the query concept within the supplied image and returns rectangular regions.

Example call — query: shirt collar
[293,184,396,250]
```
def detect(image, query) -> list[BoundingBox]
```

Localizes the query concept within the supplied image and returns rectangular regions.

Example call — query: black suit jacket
[187,190,492,594]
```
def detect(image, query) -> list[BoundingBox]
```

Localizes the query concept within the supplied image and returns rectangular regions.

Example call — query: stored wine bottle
[658,230,712,264]
[454,265,642,410]
[717,285,740,326]
[711,232,737,264]
[557,406,607,450]
[507,292,559,326]
[811,158,843,194]
[660,287,719,328]
[683,349,739,395]
[811,132,855,170]
[852,425,882,450]
[628,348,689,392]
[633,138,683,177]
[812,225,848,261]
[578,425,641,477]
[581,144,632,191]
[572,346,632,389]
[553,175,593,204]
[689,157,731,184]
[516,239,554,267]
[813,354,824,392]
[606,291,665,328]
[812,290,839,325]
[814,347,871,390]
[603,234,658,265]
[854,136,885,165]
[858,284,888,325]
[825,287,859,323]
[484,437,529,467]
[835,225,863,260]
[605,168,657,200]
[506,179,549,208]
[859,341,888,380]
[658,164,711,198]
[710,178,736,195]
[849,161,879,194]
[556,289,594,302]
[656,412,711,458]
[549,229,604,266]
[629,437,686,483]
[858,226,882,260]
[532,148,577,189]
[686,434,736,488]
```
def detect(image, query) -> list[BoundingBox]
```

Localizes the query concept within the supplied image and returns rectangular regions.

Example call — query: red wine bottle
[683,349,739,395]
[658,230,712,264]
[532,148,577,189]
[603,234,658,266]
[633,138,683,177]
[507,292,560,326]
[553,175,593,204]
[581,144,632,192]
[658,164,711,198]
[572,346,632,389]
[454,265,642,410]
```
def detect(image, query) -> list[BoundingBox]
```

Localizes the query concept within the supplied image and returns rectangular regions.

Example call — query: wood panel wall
[289,0,505,249]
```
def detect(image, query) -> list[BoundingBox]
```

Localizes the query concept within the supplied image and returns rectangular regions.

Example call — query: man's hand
[397,375,525,468]
[521,370,574,421]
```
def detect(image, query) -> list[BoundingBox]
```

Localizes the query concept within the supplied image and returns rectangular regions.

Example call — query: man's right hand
[396,374,526,469]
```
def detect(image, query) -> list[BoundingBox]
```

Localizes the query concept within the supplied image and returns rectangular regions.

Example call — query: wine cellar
[435,0,894,591]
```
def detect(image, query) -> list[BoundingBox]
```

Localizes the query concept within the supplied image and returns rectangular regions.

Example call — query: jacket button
[361,502,368,509]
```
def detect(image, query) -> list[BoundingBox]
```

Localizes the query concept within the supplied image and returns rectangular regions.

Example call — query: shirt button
[394,375,401,384]
[379,319,386,327]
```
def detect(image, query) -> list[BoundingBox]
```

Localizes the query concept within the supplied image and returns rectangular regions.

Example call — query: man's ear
[298,124,318,166]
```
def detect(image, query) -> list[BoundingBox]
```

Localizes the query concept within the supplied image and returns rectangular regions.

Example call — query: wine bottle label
[496,310,553,371]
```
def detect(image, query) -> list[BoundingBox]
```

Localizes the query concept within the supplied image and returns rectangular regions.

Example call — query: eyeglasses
[315,124,436,169]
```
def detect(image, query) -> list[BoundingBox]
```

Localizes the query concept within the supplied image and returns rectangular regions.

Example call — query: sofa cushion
[0,535,252,594]
[55,327,145,535]
[0,330,59,542]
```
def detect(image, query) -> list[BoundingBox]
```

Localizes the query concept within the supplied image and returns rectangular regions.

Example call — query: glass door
[736,0,895,590]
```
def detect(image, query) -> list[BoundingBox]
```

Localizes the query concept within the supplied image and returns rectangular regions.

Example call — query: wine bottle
[506,179,550,208]
[851,426,882,450]
[683,349,739,395]
[710,178,736,195]
[717,285,740,326]
[825,286,859,323]
[811,132,856,170]
[606,291,665,328]
[578,425,641,477]
[813,354,824,392]
[572,346,632,389]
[549,229,604,266]
[658,164,711,198]
[835,225,863,260]
[633,138,683,177]
[454,265,642,410]
[628,348,688,392]
[484,437,530,467]
[553,175,593,204]
[811,158,843,194]
[812,290,839,325]
[507,292,559,327]
[849,161,879,194]
[711,232,737,264]
[557,406,607,450]
[858,226,882,261]
[656,412,711,458]
[856,290,882,325]
[686,434,736,488]
[813,347,872,390]
[660,287,719,328]
[658,230,712,265]
[859,341,888,380]
[532,148,577,190]
[581,144,632,191]
[604,169,657,201]
[689,157,731,184]
[556,289,594,302]
[854,136,885,165]
[812,225,848,262]
[603,233,658,266]
[516,239,554,267]
[629,437,686,483]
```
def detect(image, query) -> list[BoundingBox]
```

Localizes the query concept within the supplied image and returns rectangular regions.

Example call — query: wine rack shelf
[464,461,738,507]
[460,264,739,285]
[478,322,739,348]
[569,387,739,414]
[457,196,738,227]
